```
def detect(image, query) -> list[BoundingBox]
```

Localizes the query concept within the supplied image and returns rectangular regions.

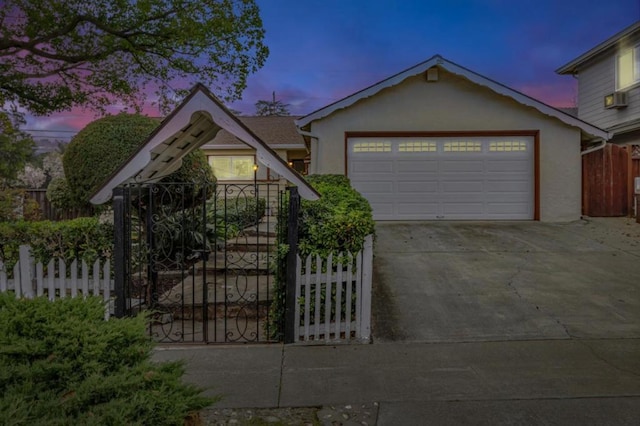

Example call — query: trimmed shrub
[0,294,214,424]
[298,174,375,257]
[63,113,159,208]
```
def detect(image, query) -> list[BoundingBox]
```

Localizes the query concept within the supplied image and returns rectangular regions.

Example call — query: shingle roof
[202,115,305,148]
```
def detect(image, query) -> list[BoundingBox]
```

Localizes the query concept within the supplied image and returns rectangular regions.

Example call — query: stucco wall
[308,69,582,222]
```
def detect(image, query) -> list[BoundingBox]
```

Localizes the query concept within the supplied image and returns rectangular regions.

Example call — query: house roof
[90,84,319,204]
[556,21,640,75]
[296,54,610,141]
[201,115,305,149]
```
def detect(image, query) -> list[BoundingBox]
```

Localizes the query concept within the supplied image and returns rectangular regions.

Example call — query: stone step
[193,251,274,273]
[159,273,276,307]
[225,235,277,252]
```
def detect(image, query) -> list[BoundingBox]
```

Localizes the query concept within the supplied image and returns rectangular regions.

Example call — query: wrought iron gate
[113,180,285,344]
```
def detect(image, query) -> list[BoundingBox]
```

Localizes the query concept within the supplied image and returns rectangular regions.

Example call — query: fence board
[324,254,333,342]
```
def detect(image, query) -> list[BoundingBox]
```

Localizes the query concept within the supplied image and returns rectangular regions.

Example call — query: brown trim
[345,130,541,221]
[533,131,540,221]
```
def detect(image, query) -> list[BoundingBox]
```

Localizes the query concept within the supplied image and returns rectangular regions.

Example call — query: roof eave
[297,54,610,141]
[556,21,640,75]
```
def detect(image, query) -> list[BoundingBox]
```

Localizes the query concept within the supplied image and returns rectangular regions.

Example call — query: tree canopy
[255,91,290,116]
[0,0,269,115]
[0,113,35,187]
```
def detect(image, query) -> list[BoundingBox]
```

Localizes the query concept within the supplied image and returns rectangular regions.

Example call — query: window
[489,141,527,152]
[443,141,482,152]
[352,141,392,153]
[617,46,640,90]
[398,141,437,152]
[208,155,254,180]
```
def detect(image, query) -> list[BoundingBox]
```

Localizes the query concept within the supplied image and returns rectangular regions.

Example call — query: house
[556,21,640,146]
[296,55,609,222]
[200,116,309,182]
[557,22,640,217]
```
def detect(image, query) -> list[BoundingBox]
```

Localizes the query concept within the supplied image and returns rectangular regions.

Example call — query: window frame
[616,45,640,91]
[207,155,255,181]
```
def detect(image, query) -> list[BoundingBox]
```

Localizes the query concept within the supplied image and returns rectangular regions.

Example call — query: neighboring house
[200,116,309,182]
[295,55,609,222]
[556,21,640,145]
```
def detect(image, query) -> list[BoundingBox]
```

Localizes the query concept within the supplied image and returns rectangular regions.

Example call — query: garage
[348,135,535,220]
[296,55,610,221]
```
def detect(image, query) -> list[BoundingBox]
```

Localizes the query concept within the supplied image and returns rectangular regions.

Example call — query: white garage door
[348,136,534,220]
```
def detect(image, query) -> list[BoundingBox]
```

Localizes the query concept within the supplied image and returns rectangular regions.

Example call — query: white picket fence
[0,245,114,319]
[294,234,373,343]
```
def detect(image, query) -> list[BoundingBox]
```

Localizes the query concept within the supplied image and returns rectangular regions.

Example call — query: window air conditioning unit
[604,92,627,109]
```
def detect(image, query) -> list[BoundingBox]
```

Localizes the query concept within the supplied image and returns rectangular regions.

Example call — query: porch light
[253,164,259,172]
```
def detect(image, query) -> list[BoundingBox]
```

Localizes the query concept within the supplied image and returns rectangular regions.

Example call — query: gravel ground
[197,403,379,425]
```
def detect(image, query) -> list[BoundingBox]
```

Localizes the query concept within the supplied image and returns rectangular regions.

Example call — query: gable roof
[296,54,610,141]
[201,115,305,149]
[90,84,319,204]
[556,21,640,75]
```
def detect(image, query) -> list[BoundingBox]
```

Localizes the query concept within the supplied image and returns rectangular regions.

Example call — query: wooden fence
[582,144,640,217]
[0,245,113,319]
[294,235,373,343]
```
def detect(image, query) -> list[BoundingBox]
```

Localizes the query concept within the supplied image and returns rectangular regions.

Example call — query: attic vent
[426,67,438,82]
[604,92,627,109]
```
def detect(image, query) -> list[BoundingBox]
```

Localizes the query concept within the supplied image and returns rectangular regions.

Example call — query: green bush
[0,294,214,424]
[214,196,266,232]
[298,174,374,258]
[46,176,75,210]
[0,217,112,271]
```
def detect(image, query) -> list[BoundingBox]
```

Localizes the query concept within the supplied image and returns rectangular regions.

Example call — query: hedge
[0,217,113,272]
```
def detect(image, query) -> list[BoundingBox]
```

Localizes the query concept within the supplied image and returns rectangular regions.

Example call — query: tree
[0,112,35,187]
[255,92,290,116]
[0,0,269,116]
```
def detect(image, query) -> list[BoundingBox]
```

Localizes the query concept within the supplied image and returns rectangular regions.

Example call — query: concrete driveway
[372,218,640,343]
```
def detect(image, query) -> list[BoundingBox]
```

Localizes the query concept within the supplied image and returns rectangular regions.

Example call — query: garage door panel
[441,160,484,173]
[486,159,531,172]
[351,160,393,173]
[396,159,438,173]
[397,181,438,193]
[486,202,531,215]
[369,202,394,217]
[353,181,394,194]
[348,136,534,220]
[486,180,531,193]
[443,202,484,215]
[441,181,484,193]
[397,202,439,215]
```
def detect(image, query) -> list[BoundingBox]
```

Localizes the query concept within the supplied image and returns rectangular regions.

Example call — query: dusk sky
[25,0,640,145]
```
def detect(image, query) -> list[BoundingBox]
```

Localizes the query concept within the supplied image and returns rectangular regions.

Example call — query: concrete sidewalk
[153,338,640,425]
